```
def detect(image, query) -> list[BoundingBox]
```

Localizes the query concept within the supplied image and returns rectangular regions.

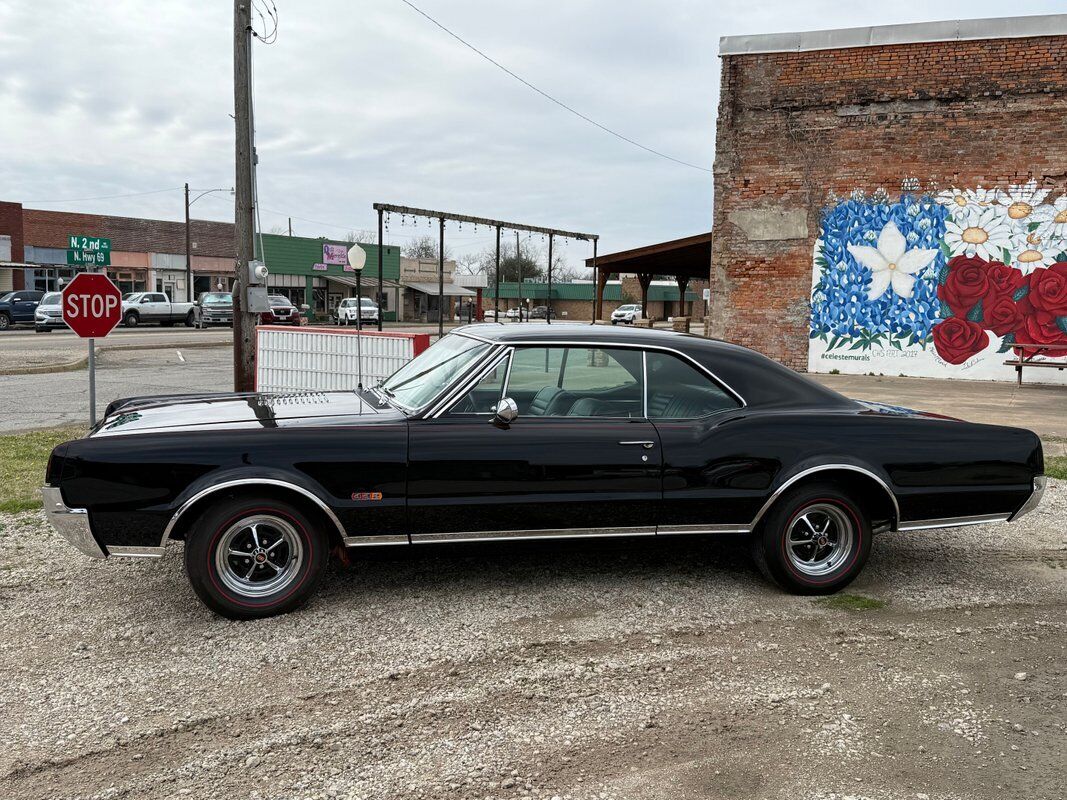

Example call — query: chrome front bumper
[41,486,105,559]
[1010,475,1047,522]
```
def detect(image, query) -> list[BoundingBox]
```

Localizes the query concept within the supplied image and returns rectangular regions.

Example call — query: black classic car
[43,325,1046,619]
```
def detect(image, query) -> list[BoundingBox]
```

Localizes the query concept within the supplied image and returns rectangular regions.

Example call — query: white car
[504,307,528,320]
[34,291,67,332]
[611,304,642,325]
[336,297,379,325]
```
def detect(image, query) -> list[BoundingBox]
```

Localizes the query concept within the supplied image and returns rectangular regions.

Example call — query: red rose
[982,295,1024,337]
[1017,310,1067,346]
[938,255,991,317]
[933,317,989,365]
[985,261,1024,300]
[1027,263,1067,317]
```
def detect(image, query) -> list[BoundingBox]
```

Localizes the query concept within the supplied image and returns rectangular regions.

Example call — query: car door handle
[618,440,655,449]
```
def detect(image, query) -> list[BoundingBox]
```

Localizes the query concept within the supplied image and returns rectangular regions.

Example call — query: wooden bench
[1004,343,1067,385]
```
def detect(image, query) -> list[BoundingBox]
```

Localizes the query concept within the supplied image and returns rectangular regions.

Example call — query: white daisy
[1036,195,1067,248]
[944,205,1014,262]
[846,221,939,301]
[1011,229,1061,269]
[936,187,997,209]
[997,180,1051,222]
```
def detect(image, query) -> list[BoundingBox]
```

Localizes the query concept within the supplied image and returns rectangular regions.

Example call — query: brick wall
[711,33,1067,370]
[0,202,26,289]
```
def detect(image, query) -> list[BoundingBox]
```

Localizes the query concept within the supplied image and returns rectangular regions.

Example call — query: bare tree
[344,229,377,245]
[403,235,453,261]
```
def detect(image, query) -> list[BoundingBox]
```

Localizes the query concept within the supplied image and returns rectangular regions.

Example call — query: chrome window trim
[494,339,747,410]
[160,478,348,548]
[642,351,649,419]
[749,464,901,531]
[428,346,511,418]
[898,513,1011,531]
[1009,475,1046,522]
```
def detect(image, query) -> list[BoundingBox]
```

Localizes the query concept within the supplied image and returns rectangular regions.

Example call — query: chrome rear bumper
[1010,475,1047,522]
[41,486,105,558]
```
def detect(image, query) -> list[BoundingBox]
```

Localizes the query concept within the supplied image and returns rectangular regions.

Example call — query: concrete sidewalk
[812,373,1067,452]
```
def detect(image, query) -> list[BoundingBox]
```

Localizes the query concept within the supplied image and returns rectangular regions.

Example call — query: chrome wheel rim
[786,503,854,577]
[214,514,304,598]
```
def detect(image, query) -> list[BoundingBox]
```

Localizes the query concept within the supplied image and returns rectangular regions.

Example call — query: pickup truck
[0,289,44,331]
[121,292,195,328]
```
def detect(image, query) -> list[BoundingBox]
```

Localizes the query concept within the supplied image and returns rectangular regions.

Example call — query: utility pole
[546,233,553,325]
[377,208,384,331]
[232,0,256,391]
[288,217,292,236]
[516,231,522,322]
[184,183,193,302]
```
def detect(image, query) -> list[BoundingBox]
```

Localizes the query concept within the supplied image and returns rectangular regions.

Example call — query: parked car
[42,325,1045,619]
[193,292,234,328]
[260,295,301,326]
[0,289,44,330]
[529,305,556,319]
[336,297,379,325]
[34,291,67,332]
[611,304,643,325]
[504,307,529,320]
[122,292,195,328]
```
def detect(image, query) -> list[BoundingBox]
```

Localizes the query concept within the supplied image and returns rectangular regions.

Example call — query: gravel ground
[1,483,1064,800]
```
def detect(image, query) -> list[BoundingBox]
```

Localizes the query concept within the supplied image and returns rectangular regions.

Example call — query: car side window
[506,346,643,418]
[645,351,741,419]
[449,356,510,415]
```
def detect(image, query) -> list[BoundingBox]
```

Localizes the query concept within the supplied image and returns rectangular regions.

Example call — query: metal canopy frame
[373,202,600,335]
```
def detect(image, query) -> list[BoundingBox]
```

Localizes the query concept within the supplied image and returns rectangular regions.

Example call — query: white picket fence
[255,326,431,393]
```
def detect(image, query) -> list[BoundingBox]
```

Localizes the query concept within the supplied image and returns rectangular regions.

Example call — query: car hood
[92,390,404,436]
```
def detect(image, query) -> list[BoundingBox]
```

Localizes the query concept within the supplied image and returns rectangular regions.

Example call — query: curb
[0,340,231,376]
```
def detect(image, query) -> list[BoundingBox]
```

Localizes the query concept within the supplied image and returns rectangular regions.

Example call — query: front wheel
[184,495,329,619]
[123,312,139,328]
[0,314,11,331]
[750,482,871,595]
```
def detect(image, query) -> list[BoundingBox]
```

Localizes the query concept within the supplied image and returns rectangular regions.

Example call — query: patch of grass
[815,593,887,612]
[0,427,85,513]
[1046,456,1067,481]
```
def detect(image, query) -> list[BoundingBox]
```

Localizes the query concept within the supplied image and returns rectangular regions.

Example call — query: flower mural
[810,183,1067,380]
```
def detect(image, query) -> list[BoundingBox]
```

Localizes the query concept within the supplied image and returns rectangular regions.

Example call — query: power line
[23,187,183,204]
[397,0,711,174]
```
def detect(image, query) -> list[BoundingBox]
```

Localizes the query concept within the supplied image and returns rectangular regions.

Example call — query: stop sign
[62,273,122,339]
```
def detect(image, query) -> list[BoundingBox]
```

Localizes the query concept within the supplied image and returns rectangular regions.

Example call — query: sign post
[61,273,122,426]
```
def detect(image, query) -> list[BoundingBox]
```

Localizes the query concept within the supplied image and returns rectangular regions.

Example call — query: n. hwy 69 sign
[62,272,122,338]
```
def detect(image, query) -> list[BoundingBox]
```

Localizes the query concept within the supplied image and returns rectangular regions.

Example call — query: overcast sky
[1,1,1063,266]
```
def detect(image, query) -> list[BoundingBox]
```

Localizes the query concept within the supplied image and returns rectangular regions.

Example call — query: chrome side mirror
[492,397,518,424]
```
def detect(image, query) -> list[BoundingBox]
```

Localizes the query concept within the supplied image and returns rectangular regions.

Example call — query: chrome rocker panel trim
[897,513,1011,531]
[107,545,167,558]
[41,486,105,559]
[411,525,656,544]
[161,478,349,548]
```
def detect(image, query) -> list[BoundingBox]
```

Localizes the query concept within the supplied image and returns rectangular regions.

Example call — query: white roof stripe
[719,13,1067,56]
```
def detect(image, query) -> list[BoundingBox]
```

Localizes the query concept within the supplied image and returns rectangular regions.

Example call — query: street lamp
[348,244,368,390]
[185,184,234,301]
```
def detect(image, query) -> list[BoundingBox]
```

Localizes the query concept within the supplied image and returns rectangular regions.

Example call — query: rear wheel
[184,495,328,619]
[750,482,871,594]
[185,311,196,327]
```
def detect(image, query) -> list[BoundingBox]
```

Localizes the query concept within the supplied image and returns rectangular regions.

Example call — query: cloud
[2,0,1063,265]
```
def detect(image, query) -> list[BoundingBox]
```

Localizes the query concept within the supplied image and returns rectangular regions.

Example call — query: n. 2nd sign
[62,273,123,339]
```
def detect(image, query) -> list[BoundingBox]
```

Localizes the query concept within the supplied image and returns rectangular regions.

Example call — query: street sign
[62,272,122,339]
[66,249,111,266]
[62,272,122,427]
[68,235,111,252]
[67,234,112,267]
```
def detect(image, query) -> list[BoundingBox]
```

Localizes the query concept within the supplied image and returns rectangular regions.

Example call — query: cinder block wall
[710,33,1067,370]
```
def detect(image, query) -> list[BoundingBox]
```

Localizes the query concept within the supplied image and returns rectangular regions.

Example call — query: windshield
[202,293,232,305]
[379,334,491,411]
[268,295,291,306]
[0,292,12,303]
[41,292,61,305]
[361,298,377,307]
